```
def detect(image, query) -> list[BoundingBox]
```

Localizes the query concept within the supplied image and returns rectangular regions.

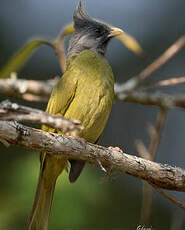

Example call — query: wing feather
[42,72,78,133]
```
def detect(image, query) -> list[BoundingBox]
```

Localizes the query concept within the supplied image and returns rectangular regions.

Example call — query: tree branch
[123,91,185,109]
[0,100,83,134]
[0,120,185,193]
[0,72,56,102]
[1,74,185,110]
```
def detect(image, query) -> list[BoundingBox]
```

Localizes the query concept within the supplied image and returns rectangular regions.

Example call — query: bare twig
[137,140,153,226]
[152,184,185,210]
[138,75,185,91]
[0,72,57,102]
[54,23,74,73]
[148,108,167,158]
[123,91,185,109]
[138,35,185,81]
[140,182,153,225]
[139,108,167,225]
[115,35,185,94]
[135,140,150,160]
[155,76,185,87]
[0,100,83,134]
[0,120,185,193]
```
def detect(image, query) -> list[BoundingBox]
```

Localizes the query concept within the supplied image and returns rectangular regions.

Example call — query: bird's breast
[65,83,113,143]
[64,50,114,143]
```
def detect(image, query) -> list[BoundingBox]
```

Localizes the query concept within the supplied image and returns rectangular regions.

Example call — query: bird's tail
[28,154,67,230]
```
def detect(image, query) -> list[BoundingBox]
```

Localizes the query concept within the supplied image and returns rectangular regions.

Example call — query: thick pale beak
[108,27,124,38]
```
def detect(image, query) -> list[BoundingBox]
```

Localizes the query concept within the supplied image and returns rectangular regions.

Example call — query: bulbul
[28,2,124,230]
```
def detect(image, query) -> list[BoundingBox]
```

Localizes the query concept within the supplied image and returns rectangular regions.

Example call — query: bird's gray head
[67,1,123,58]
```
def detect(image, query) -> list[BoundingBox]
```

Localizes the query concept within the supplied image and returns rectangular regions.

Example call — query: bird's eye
[95,28,101,33]
[94,28,105,37]
[94,28,101,35]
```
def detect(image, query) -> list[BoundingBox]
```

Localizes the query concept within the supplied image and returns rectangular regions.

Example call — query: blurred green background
[0,0,185,229]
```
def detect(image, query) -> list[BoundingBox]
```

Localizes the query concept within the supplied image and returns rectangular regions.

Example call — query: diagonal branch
[0,120,185,193]
[138,35,185,81]
[115,34,185,94]
[0,100,83,134]
[151,183,185,210]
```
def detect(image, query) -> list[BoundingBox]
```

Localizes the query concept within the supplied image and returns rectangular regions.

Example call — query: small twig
[115,35,185,95]
[138,35,185,81]
[156,76,185,87]
[148,108,167,159]
[138,75,185,91]
[123,91,185,109]
[139,108,167,225]
[0,100,83,134]
[152,184,185,211]
[140,181,153,226]
[54,23,74,73]
[135,140,150,160]
[137,141,153,226]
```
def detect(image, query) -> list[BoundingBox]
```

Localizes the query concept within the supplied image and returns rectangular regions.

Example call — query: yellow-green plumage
[28,50,114,230]
[51,50,114,142]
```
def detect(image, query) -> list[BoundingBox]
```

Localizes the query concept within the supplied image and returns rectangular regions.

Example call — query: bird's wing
[42,73,78,133]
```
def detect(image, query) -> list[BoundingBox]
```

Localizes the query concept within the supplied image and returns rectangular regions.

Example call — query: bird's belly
[64,89,113,143]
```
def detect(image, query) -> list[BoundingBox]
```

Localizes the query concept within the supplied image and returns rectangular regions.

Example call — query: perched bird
[28,2,126,230]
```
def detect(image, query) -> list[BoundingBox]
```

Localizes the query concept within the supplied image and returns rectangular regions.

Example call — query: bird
[28,1,126,230]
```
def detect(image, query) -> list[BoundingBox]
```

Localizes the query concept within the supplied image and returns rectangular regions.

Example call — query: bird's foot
[108,146,123,153]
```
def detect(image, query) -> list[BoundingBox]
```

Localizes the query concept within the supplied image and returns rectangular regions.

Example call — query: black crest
[73,1,91,29]
[67,1,114,57]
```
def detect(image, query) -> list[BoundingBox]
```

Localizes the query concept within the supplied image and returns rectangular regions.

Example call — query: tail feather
[69,160,85,183]
[28,154,66,230]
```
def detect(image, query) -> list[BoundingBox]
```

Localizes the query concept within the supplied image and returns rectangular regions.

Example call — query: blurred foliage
[0,40,53,79]
[117,32,143,55]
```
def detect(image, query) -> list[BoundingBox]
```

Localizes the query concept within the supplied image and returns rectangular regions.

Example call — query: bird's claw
[108,146,123,153]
